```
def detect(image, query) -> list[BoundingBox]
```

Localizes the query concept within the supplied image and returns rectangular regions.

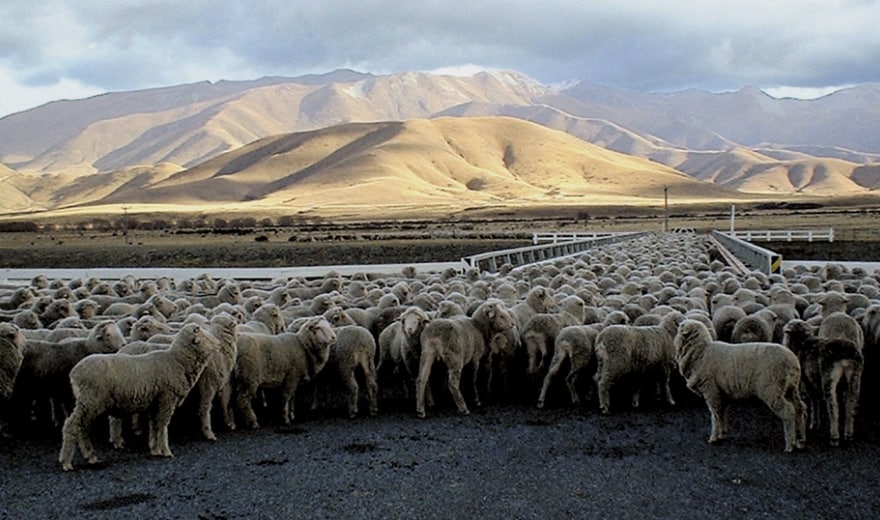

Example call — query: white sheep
[674,319,807,452]
[311,324,379,418]
[59,323,220,470]
[521,295,586,376]
[232,316,337,429]
[593,312,685,414]
[783,319,863,446]
[376,306,431,400]
[0,323,25,435]
[416,299,516,418]
[14,320,126,426]
[537,324,599,409]
[238,303,285,335]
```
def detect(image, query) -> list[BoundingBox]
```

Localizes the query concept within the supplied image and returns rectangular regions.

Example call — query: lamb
[521,295,587,376]
[783,319,863,446]
[311,324,379,418]
[59,323,220,470]
[537,324,599,409]
[232,316,337,429]
[593,311,685,415]
[416,299,516,418]
[0,323,25,435]
[674,319,807,452]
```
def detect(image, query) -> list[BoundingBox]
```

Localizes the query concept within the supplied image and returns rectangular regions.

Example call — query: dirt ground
[2,391,879,520]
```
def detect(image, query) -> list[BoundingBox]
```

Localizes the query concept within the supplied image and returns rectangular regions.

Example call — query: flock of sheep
[0,232,876,471]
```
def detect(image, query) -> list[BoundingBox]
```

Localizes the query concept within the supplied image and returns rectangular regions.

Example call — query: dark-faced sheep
[674,319,807,452]
[416,299,516,418]
[59,323,220,470]
[233,317,337,429]
[593,312,685,414]
[783,319,863,446]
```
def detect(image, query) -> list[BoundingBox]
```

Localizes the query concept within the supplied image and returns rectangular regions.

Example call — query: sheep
[11,310,42,330]
[59,323,220,470]
[711,305,746,343]
[376,306,432,399]
[0,323,25,435]
[818,311,864,352]
[0,287,34,311]
[537,324,599,409]
[593,312,685,415]
[238,303,285,335]
[509,287,556,330]
[232,316,337,429]
[783,319,863,446]
[521,295,587,376]
[192,313,240,441]
[674,319,807,452]
[311,324,379,418]
[128,315,173,342]
[416,299,516,418]
[730,308,778,344]
[13,320,126,426]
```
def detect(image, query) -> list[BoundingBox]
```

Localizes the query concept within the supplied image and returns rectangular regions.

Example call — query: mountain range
[0,69,878,217]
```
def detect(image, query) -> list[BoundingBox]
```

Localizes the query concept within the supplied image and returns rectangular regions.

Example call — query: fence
[729,229,834,242]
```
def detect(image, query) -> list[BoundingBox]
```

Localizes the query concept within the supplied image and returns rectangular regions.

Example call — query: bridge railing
[729,229,834,242]
[711,230,782,275]
[465,232,650,273]
[531,231,626,244]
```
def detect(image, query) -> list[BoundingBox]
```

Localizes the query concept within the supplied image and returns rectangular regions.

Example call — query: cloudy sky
[2,0,879,118]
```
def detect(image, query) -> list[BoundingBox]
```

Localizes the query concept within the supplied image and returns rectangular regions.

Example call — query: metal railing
[711,230,782,275]
[531,231,625,244]
[464,232,650,273]
[730,229,834,242]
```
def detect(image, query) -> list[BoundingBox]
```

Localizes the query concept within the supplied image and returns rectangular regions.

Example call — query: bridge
[0,229,876,285]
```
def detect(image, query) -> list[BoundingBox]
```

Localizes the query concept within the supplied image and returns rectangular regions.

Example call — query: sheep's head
[323,306,356,327]
[177,323,220,357]
[93,321,126,351]
[0,323,25,351]
[782,320,814,350]
[674,319,712,360]
[478,300,517,333]
[400,307,430,338]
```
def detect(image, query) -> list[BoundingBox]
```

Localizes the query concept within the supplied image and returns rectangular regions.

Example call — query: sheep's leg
[198,385,218,441]
[60,407,100,470]
[234,384,261,430]
[109,415,125,449]
[343,370,360,419]
[702,390,725,443]
[767,391,799,453]
[279,378,300,425]
[415,348,436,419]
[152,405,176,458]
[538,350,566,409]
[525,336,540,375]
[662,367,676,407]
[824,370,842,446]
[446,359,470,416]
[471,360,482,409]
[217,383,236,431]
[843,367,862,443]
[361,360,379,417]
[595,361,613,415]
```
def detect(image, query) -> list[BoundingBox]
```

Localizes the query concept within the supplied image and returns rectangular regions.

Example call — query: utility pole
[663,186,669,232]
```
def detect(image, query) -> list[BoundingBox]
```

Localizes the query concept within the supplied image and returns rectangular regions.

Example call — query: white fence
[531,232,626,244]
[729,229,834,242]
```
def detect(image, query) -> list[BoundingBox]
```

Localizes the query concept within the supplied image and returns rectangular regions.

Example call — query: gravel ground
[2,392,879,520]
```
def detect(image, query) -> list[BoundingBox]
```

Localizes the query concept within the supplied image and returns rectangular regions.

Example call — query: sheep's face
[306,318,337,347]
[400,308,429,337]
[149,294,177,317]
[95,322,126,351]
[0,323,25,350]
[480,302,516,332]
[324,307,355,327]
